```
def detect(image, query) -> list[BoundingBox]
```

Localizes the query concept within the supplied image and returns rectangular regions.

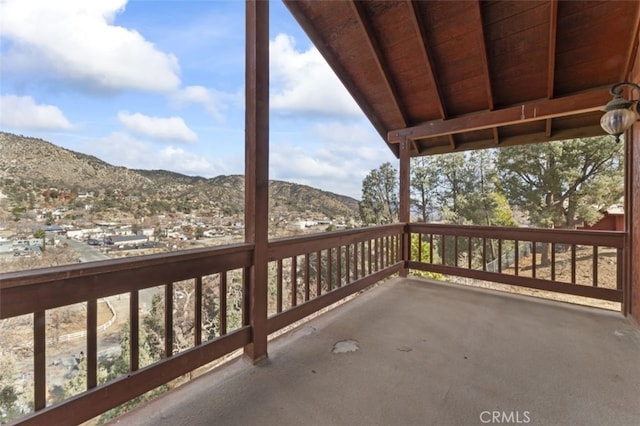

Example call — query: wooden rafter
[350,0,407,126]
[473,0,497,145]
[406,1,456,150]
[388,88,611,143]
[283,0,399,156]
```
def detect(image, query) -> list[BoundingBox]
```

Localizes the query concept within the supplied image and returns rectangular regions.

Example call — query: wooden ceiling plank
[350,0,408,126]
[283,0,398,156]
[388,88,610,143]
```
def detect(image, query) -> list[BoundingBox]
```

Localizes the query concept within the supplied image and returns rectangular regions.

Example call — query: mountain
[0,132,360,219]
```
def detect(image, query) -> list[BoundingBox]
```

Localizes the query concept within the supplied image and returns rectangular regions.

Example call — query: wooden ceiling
[284,0,640,157]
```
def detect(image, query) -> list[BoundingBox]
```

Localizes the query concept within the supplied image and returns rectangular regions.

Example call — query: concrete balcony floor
[115,278,640,426]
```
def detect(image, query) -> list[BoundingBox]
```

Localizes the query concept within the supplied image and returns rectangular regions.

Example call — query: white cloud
[270,121,394,199]
[0,95,73,130]
[117,111,198,143]
[83,132,225,176]
[171,86,226,122]
[270,34,362,117]
[0,0,180,93]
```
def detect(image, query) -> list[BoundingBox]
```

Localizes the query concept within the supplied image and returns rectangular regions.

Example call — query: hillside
[0,132,359,219]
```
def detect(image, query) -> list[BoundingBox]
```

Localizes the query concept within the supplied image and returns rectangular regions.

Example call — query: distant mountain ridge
[0,131,359,218]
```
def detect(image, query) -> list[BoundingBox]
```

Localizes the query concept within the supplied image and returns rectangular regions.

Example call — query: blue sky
[0,0,395,199]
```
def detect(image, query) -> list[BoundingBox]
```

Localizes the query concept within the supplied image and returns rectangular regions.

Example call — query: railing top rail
[0,242,254,289]
[268,224,404,260]
[1,243,255,318]
[408,223,625,247]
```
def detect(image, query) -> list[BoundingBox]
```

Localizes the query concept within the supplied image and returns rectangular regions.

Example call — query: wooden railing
[0,223,627,424]
[408,224,625,303]
[1,243,254,426]
[0,226,403,425]
[267,224,403,333]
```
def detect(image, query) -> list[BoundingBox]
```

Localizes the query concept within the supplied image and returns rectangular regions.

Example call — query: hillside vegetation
[0,132,359,219]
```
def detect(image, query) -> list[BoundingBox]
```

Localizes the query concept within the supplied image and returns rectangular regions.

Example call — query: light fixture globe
[600,108,637,141]
[600,82,640,142]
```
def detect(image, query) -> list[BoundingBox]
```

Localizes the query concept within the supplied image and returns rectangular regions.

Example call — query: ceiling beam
[350,0,408,126]
[283,0,399,156]
[415,125,605,157]
[388,88,611,143]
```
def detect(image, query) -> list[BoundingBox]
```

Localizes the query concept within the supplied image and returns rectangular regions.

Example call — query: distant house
[107,235,148,247]
[578,206,624,231]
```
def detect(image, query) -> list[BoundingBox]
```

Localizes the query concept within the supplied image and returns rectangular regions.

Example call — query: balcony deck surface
[114,278,640,426]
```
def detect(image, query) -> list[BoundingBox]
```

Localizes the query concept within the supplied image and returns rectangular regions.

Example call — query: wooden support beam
[244,0,269,363]
[388,88,611,143]
[399,137,410,277]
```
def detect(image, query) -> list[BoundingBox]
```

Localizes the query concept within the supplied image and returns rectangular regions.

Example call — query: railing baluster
[345,244,351,283]
[337,246,342,287]
[304,253,311,301]
[87,298,97,389]
[468,237,472,269]
[482,238,486,271]
[291,256,298,307]
[498,239,502,273]
[316,251,322,296]
[327,248,333,291]
[361,241,366,277]
[454,236,459,268]
[429,234,434,264]
[220,272,227,335]
[514,240,519,276]
[551,243,556,281]
[592,246,598,287]
[442,235,446,266]
[165,283,174,357]
[276,260,283,313]
[34,310,46,411]
[130,290,139,371]
[386,236,390,266]
[532,241,537,278]
[571,244,576,284]
[195,277,202,346]
[353,244,358,280]
[367,240,372,274]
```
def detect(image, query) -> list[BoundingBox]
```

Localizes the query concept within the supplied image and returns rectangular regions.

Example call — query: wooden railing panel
[408,224,625,304]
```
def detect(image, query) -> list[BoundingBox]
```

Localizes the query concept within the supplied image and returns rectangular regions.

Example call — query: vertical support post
[399,136,411,277]
[244,0,269,363]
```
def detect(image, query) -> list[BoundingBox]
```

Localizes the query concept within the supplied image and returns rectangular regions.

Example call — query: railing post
[243,0,269,363]
[399,136,411,277]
